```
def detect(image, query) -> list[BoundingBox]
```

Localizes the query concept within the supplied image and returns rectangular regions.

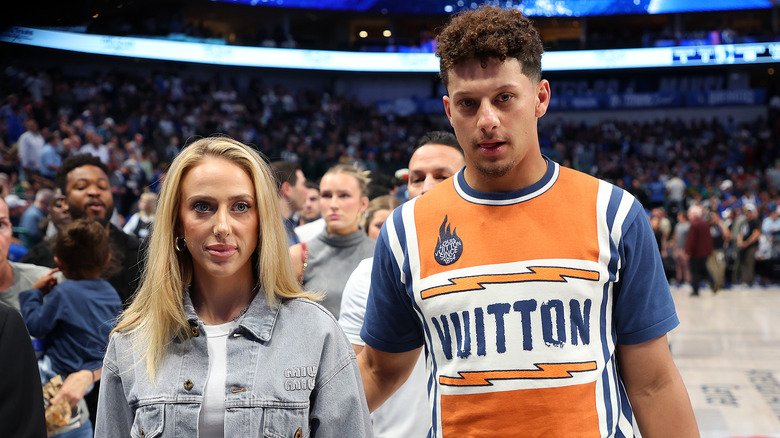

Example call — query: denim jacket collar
[183,289,281,342]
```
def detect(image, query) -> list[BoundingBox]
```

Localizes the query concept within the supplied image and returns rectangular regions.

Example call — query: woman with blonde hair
[363,194,402,241]
[289,164,374,318]
[95,137,371,437]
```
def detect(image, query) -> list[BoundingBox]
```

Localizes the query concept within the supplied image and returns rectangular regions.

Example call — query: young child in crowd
[19,218,122,435]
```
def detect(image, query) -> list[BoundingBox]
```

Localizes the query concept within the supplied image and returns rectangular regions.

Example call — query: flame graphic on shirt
[439,362,598,386]
[421,267,600,300]
[434,215,463,266]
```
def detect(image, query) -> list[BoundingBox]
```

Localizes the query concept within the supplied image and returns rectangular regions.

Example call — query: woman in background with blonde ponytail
[289,164,374,319]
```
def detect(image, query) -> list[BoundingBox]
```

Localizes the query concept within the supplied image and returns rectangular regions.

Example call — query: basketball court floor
[669,284,780,437]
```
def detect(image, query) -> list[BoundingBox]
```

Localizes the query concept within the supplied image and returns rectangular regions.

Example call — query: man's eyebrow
[73,177,109,183]
[412,167,453,173]
[450,83,521,98]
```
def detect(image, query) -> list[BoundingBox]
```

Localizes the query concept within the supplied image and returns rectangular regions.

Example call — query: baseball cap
[4,194,26,209]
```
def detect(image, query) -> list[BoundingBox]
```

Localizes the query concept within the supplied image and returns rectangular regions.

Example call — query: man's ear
[280,181,291,198]
[443,95,453,126]
[535,79,551,118]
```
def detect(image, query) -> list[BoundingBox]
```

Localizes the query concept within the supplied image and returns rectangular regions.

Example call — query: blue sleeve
[614,200,679,345]
[19,213,36,234]
[360,210,425,353]
[308,327,373,437]
[19,288,62,338]
[94,336,134,438]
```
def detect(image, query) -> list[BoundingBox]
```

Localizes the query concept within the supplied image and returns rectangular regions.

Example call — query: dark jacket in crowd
[685,217,714,259]
[0,302,47,438]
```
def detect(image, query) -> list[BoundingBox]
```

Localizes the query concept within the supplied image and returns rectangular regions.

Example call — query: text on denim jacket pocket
[284,366,317,391]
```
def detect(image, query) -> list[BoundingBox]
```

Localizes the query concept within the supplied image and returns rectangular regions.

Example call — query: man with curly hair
[358,5,698,437]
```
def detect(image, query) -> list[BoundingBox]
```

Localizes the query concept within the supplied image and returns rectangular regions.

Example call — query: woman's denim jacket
[95,292,373,437]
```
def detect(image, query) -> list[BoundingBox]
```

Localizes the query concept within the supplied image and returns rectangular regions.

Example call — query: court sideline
[669,284,780,437]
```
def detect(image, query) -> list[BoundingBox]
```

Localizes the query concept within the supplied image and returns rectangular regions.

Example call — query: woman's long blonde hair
[113,136,316,380]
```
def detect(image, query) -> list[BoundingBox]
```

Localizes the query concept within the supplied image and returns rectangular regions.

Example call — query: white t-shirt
[294,218,326,243]
[198,320,238,438]
[665,177,686,201]
[339,258,431,437]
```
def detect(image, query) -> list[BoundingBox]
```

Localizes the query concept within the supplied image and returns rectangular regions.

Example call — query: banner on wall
[2,26,780,73]
[377,89,766,115]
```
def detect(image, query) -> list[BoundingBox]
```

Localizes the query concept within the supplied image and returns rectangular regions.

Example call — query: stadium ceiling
[211,0,774,16]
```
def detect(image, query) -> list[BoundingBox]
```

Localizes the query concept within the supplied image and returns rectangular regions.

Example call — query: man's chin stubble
[474,161,514,179]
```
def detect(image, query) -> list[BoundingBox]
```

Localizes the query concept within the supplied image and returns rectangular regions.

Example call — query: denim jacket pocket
[263,406,309,438]
[130,404,165,438]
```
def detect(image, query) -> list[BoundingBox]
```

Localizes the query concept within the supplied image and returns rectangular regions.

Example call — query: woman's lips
[207,244,237,257]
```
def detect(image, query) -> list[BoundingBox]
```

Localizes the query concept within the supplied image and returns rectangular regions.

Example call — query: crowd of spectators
[0,64,433,196]
[2,62,780,288]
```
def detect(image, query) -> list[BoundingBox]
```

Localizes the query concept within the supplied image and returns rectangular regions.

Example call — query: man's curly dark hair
[435,5,544,88]
[55,154,111,194]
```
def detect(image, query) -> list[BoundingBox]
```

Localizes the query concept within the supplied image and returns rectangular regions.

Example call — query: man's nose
[421,176,437,196]
[477,102,499,132]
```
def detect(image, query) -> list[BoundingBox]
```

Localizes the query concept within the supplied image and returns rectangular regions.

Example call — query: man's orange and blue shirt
[362,157,679,437]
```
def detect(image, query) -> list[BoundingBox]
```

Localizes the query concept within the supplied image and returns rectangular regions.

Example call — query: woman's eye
[194,202,210,212]
[235,202,250,212]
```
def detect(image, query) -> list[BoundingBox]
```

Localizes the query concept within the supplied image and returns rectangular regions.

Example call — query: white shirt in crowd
[339,257,431,437]
[18,130,44,171]
[294,217,326,243]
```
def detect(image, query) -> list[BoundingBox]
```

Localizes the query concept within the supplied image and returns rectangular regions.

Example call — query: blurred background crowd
[0,2,779,435]
[2,60,780,291]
